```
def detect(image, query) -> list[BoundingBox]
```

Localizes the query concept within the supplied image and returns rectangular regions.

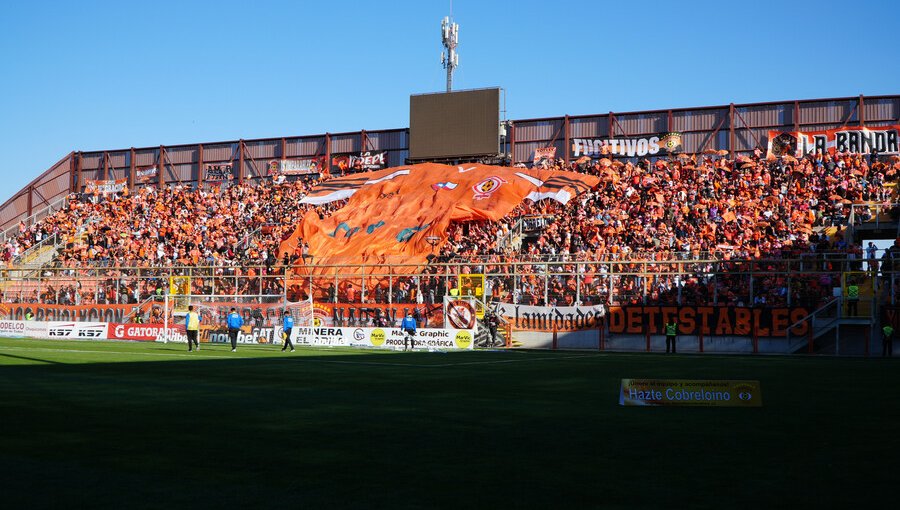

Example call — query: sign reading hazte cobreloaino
[619,379,762,407]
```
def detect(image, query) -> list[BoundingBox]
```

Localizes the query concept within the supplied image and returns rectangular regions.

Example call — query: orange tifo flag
[283,163,598,271]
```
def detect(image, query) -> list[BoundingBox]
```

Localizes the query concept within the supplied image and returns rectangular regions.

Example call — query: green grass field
[0,338,898,509]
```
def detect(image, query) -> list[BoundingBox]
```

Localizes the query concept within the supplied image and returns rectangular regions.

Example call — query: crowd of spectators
[3,150,899,309]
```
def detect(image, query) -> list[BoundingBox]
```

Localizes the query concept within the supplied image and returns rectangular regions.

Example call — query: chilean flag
[431,181,458,191]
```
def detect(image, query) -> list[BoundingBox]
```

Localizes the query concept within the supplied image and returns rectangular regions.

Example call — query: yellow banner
[619,379,762,407]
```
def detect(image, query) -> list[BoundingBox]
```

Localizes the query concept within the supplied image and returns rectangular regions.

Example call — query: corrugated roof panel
[109,168,128,181]
[285,136,324,158]
[863,97,898,123]
[680,131,721,153]
[80,153,103,170]
[614,112,666,136]
[165,146,195,165]
[134,150,158,167]
[245,140,278,159]
[569,117,607,138]
[513,119,563,143]
[0,194,28,229]
[202,144,237,162]
[107,152,128,169]
[331,134,360,154]
[799,99,857,125]
[733,127,769,152]
[672,108,728,132]
[30,173,69,207]
[166,163,194,182]
[735,104,787,129]
[366,130,408,151]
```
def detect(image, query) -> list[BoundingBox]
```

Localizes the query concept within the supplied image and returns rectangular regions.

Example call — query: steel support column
[129,147,136,190]
[197,144,204,189]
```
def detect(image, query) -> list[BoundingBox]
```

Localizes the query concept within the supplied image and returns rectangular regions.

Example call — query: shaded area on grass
[1,338,899,509]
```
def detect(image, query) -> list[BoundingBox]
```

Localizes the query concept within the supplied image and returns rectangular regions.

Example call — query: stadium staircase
[473,298,514,348]
[787,297,876,356]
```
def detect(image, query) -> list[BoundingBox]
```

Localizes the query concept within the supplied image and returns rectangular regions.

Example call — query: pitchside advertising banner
[570,132,682,159]
[767,125,900,157]
[290,326,475,350]
[2,319,474,350]
[619,379,763,407]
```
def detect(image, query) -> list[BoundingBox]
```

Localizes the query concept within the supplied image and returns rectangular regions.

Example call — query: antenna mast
[440,4,459,92]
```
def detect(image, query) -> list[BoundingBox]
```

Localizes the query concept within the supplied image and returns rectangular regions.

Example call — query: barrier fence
[2,256,896,310]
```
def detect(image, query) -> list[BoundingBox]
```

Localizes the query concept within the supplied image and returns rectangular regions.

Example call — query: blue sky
[1,0,897,204]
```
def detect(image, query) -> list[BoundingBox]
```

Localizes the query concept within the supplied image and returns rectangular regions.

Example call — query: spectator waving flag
[283,163,599,273]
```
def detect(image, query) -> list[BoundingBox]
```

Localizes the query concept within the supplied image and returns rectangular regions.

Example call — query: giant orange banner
[281,163,599,272]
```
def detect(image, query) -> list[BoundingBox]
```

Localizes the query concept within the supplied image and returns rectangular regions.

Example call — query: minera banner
[767,125,900,157]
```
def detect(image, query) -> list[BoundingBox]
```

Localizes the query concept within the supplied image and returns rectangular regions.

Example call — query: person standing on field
[226,307,243,352]
[185,305,200,351]
[400,312,417,351]
[282,310,295,352]
[665,319,677,354]
[883,323,894,357]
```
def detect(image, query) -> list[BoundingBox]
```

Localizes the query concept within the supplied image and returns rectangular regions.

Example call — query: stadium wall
[1,94,897,236]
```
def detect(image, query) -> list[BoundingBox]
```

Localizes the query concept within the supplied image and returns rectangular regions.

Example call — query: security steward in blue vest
[282,310,295,352]
[226,308,243,352]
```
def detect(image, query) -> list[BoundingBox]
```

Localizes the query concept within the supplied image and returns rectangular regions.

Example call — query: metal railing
[848,202,900,238]
[0,195,71,244]
[1,257,884,311]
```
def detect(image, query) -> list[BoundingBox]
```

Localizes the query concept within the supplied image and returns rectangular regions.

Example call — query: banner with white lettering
[570,132,682,159]
[290,326,475,350]
[533,147,557,167]
[204,163,234,181]
[767,125,900,157]
[85,179,127,195]
[267,157,325,176]
[619,379,762,407]
[495,303,606,331]
[135,166,158,183]
[331,151,388,173]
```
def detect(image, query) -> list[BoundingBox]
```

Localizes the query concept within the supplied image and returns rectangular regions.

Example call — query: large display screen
[409,88,500,159]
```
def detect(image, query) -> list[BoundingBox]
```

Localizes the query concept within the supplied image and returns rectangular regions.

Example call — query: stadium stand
[2,149,898,313]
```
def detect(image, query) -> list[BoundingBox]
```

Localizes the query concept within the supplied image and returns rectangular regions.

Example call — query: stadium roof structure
[1,93,898,238]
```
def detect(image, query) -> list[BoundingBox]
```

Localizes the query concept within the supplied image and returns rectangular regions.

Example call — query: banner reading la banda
[767,125,900,157]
